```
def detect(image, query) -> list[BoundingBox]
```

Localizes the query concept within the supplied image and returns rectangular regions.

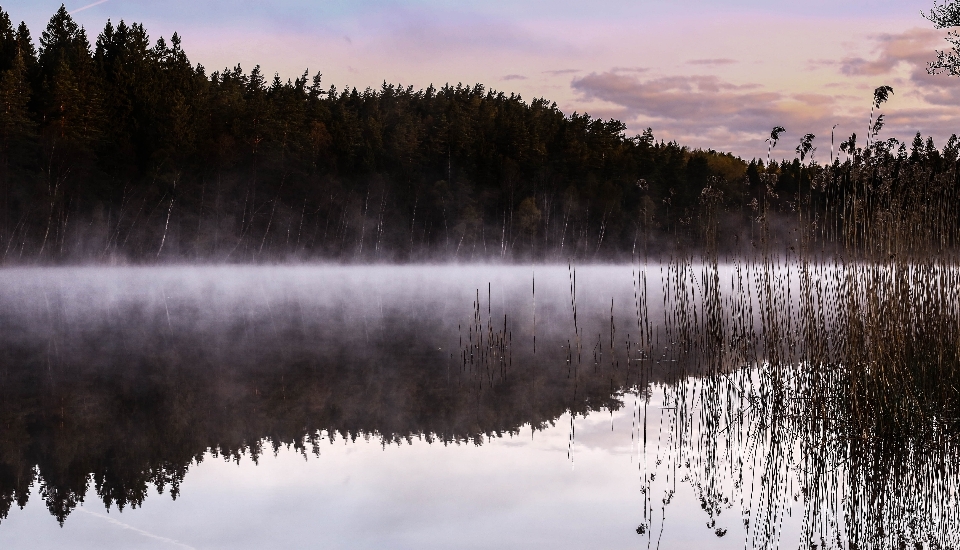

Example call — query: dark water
[0,264,954,549]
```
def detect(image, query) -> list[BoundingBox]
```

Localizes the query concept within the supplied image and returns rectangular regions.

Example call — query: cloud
[567,27,960,156]
[571,71,846,155]
[543,69,581,75]
[571,72,783,123]
[502,74,527,81]
[839,27,960,110]
[609,66,649,74]
[366,9,579,61]
[687,58,737,66]
[839,28,941,77]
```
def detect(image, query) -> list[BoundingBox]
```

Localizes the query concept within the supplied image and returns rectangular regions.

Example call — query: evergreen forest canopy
[0,5,957,263]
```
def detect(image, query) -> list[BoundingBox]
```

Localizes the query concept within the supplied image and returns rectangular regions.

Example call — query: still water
[0,264,951,548]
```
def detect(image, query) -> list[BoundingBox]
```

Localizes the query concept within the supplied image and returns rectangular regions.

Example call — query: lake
[0,263,954,549]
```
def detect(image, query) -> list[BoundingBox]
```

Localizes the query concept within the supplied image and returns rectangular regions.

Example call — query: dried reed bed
[816,156,960,261]
[636,257,960,546]
[626,151,960,548]
[638,258,960,547]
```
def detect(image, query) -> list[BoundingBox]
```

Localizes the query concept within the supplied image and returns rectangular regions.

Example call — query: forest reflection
[0,266,642,527]
[0,263,958,550]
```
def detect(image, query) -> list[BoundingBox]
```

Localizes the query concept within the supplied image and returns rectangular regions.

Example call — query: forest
[0,5,957,262]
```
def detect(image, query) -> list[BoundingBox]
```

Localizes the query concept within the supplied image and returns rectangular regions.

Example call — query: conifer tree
[0,8,18,73]
[0,48,33,142]
[38,5,100,144]
[14,22,37,89]
[0,22,33,253]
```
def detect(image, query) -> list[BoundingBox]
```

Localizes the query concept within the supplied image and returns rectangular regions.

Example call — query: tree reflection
[0,294,633,524]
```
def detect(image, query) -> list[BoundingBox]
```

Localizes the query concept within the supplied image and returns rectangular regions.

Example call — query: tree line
[0,5,761,263]
[0,5,957,263]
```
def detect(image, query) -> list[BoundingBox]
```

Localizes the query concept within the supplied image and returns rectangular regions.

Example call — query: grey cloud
[543,69,581,75]
[502,74,528,81]
[840,56,898,76]
[571,72,784,124]
[920,86,960,106]
[839,28,940,77]
[840,28,946,86]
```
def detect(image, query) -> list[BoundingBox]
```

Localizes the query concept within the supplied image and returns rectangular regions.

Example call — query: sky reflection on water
[0,263,949,548]
[1,404,764,549]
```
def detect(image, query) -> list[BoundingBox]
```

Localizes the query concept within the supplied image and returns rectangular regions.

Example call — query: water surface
[0,263,953,549]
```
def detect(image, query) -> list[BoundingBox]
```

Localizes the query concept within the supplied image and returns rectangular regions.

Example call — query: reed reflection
[639,259,960,550]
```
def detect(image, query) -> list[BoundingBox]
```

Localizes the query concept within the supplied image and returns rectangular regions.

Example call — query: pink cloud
[570,71,862,157]
[687,58,737,66]
[840,28,942,76]
[569,26,960,157]
[572,72,788,127]
[837,27,960,130]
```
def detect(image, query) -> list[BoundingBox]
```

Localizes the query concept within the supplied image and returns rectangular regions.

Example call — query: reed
[631,243,960,546]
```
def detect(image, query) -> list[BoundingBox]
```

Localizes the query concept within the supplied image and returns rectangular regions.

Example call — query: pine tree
[0,48,33,141]
[0,42,33,253]
[37,5,100,144]
[0,8,17,73]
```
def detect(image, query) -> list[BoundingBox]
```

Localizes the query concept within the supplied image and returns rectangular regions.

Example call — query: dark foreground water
[0,264,952,549]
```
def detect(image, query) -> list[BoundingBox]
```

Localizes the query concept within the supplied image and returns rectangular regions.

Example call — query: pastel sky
[5,0,960,159]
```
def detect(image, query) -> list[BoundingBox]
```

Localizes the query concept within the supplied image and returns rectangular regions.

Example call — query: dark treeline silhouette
[745,131,960,262]
[0,4,817,263]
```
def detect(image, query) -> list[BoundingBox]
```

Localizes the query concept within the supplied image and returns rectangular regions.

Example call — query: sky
[4,0,959,159]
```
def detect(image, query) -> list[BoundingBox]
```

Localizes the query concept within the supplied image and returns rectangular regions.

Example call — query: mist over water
[0,265,644,385]
[0,262,957,549]
[0,0,957,546]
[0,265,670,548]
